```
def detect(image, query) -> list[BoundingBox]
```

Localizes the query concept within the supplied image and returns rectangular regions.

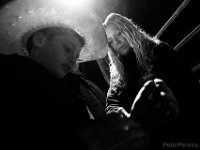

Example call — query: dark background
[1,0,199,93]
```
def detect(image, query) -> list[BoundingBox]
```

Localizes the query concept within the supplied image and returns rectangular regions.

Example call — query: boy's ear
[32,32,47,48]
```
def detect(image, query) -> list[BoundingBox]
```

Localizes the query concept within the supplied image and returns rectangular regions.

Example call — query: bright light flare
[58,0,93,9]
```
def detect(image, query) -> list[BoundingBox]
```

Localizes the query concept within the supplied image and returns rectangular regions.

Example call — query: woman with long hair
[105,13,164,113]
[103,13,200,147]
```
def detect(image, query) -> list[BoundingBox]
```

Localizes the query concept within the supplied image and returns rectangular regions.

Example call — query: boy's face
[36,29,82,78]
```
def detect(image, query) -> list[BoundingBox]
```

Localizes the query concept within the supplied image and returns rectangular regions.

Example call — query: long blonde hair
[104,13,160,94]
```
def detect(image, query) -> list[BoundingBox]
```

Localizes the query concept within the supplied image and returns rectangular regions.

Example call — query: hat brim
[0,0,108,62]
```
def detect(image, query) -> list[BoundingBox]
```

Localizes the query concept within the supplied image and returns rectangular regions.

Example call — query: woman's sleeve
[106,85,131,119]
[106,84,121,111]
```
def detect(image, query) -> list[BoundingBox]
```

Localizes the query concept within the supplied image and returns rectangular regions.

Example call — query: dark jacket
[0,53,106,149]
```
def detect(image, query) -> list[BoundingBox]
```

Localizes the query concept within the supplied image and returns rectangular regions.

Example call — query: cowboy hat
[0,0,108,62]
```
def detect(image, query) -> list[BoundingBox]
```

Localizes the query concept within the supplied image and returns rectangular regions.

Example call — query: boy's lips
[62,63,78,73]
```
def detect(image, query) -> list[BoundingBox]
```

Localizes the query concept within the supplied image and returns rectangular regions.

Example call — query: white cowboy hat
[0,0,108,62]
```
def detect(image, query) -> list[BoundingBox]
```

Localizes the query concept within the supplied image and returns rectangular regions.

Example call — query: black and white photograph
[0,0,199,149]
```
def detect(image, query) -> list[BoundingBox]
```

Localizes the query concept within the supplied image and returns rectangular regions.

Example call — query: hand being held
[130,78,179,131]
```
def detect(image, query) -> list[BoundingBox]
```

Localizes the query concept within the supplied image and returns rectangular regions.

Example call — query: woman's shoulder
[153,42,176,57]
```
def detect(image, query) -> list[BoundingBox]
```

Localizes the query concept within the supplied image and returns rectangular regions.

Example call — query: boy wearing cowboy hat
[0,0,149,150]
[0,0,108,114]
